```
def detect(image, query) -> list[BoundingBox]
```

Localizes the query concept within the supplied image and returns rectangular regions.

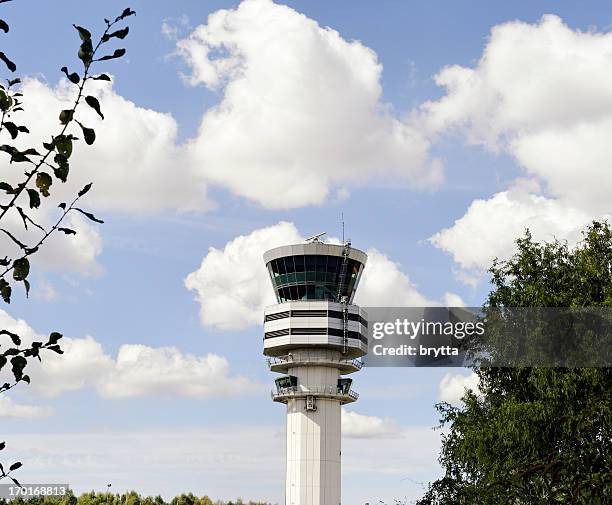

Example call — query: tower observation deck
[263,240,368,505]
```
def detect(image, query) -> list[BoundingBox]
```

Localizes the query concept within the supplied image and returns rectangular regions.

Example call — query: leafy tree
[417,221,612,504]
[0,1,135,485]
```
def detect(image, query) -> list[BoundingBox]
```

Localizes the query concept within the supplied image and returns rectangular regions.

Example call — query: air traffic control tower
[263,237,368,505]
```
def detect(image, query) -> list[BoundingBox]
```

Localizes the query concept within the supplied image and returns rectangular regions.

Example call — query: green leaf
[23,279,29,298]
[55,135,73,158]
[78,183,92,197]
[116,7,136,21]
[8,461,21,472]
[0,52,16,72]
[60,66,80,84]
[102,27,129,42]
[78,39,94,65]
[3,121,18,139]
[53,153,69,182]
[58,227,76,235]
[0,89,11,111]
[97,48,126,62]
[59,109,74,124]
[73,24,91,41]
[0,19,9,33]
[80,124,95,145]
[93,74,111,81]
[0,289,11,308]
[7,78,20,87]
[48,332,62,344]
[47,344,63,354]
[0,181,13,194]
[9,150,30,163]
[36,172,52,197]
[0,329,20,345]
[26,188,40,209]
[74,207,104,223]
[12,257,29,281]
[85,95,104,119]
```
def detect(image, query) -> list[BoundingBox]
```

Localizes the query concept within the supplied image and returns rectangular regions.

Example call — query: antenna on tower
[305,232,326,243]
[341,212,345,245]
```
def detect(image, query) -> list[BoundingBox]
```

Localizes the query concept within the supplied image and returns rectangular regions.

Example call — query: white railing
[271,385,359,401]
[266,355,362,370]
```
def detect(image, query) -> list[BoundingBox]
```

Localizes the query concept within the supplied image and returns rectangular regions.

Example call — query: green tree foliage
[0,1,134,485]
[417,221,612,504]
[0,491,272,505]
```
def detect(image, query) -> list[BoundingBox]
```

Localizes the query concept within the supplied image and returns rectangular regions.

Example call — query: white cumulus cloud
[438,371,479,405]
[98,344,253,399]
[184,221,301,330]
[0,309,255,400]
[423,15,612,279]
[12,78,209,215]
[178,0,442,209]
[429,188,598,274]
[341,409,400,438]
[354,249,431,307]
[0,396,53,419]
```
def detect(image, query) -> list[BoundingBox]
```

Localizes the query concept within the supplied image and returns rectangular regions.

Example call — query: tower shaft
[286,357,341,505]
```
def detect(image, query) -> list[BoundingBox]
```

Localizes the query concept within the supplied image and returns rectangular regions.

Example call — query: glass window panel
[284,256,296,274]
[327,257,340,274]
[305,271,316,282]
[295,272,305,283]
[277,258,286,275]
[294,255,305,272]
[306,285,315,300]
[315,267,325,282]
[314,284,324,299]
[288,285,298,300]
[305,255,317,271]
[316,255,328,271]
[296,284,307,300]
[287,272,297,284]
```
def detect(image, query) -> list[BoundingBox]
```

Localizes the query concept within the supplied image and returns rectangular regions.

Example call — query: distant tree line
[0,491,274,505]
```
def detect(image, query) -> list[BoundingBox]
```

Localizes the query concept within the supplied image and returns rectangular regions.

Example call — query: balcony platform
[271,385,359,404]
[267,355,362,374]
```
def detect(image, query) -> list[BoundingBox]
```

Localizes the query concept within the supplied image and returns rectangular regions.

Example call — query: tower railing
[266,355,363,370]
[271,385,359,403]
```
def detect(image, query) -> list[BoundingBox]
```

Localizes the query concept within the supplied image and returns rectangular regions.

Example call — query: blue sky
[1,1,612,503]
